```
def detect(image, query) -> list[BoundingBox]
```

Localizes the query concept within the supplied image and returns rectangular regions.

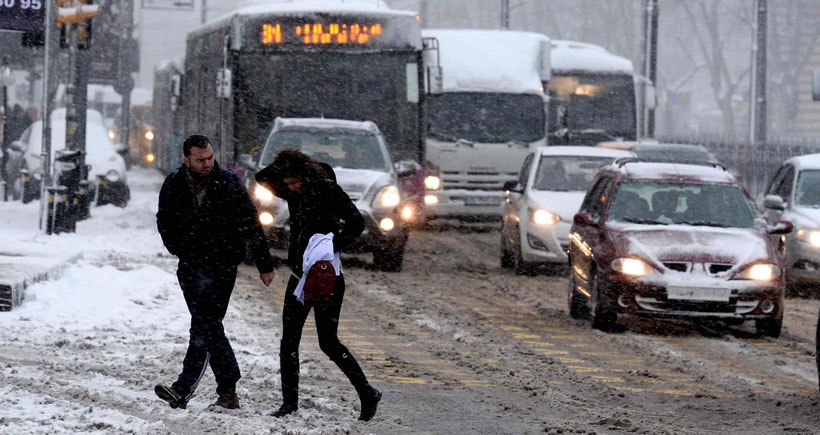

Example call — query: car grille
[661,262,734,276]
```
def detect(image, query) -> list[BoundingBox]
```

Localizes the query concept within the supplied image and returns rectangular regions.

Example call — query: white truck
[421,29,551,223]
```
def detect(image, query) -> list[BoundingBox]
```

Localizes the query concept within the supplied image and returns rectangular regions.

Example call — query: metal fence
[660,135,820,198]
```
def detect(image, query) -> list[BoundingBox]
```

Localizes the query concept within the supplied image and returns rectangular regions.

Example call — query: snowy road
[1,167,820,434]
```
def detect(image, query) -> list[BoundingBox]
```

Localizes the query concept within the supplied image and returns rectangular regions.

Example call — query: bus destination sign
[261,21,384,46]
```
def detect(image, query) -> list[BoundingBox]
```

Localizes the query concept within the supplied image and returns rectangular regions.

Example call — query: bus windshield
[426,93,545,143]
[549,73,636,140]
[235,52,419,163]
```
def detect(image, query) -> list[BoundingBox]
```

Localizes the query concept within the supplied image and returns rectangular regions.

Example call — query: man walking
[155,134,275,410]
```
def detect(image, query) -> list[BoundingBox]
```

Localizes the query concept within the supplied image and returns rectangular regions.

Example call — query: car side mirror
[503,180,522,193]
[768,220,793,235]
[574,211,597,227]
[238,153,255,170]
[395,159,420,177]
[9,140,25,153]
[763,194,785,211]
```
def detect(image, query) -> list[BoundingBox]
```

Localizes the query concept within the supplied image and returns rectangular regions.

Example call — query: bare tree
[767,0,820,136]
[677,0,752,138]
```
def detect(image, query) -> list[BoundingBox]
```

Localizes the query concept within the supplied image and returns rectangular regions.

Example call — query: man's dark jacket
[157,162,275,273]
[255,162,364,275]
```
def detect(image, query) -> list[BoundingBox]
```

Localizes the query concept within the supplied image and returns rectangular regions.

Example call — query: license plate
[666,286,730,302]
[464,196,502,206]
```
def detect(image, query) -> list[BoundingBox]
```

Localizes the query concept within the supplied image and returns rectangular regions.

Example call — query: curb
[0,253,83,311]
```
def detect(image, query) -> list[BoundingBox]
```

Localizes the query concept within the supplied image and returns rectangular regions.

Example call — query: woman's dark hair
[183,134,211,157]
[272,149,317,178]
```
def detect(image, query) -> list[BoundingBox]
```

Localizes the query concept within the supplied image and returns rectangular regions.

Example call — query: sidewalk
[0,167,168,311]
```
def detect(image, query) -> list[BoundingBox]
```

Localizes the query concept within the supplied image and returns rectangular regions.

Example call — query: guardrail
[660,135,820,198]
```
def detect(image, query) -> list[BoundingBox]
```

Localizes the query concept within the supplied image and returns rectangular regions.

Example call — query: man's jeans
[172,260,240,398]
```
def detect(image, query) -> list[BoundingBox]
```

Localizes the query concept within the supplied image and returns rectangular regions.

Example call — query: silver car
[759,153,820,294]
[501,146,633,274]
[244,117,410,272]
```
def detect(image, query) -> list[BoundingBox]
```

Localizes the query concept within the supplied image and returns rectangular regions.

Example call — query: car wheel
[511,229,530,275]
[755,316,782,338]
[590,271,617,331]
[373,241,405,272]
[816,310,820,392]
[567,268,587,319]
[500,225,514,269]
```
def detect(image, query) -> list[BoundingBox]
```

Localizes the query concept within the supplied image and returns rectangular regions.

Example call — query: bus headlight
[425,175,441,190]
[144,130,154,141]
[374,185,400,208]
[254,184,274,202]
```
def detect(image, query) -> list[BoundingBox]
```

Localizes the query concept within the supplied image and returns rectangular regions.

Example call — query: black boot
[155,384,188,410]
[272,402,298,418]
[358,386,381,422]
[215,392,240,409]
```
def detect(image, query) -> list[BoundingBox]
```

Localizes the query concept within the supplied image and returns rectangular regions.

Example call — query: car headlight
[733,263,779,281]
[796,229,820,247]
[254,184,274,202]
[145,131,154,141]
[424,175,441,191]
[611,257,657,276]
[530,208,560,225]
[105,170,121,182]
[374,185,401,208]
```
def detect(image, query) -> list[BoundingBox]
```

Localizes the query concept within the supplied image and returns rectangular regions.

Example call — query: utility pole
[117,0,135,157]
[749,0,767,146]
[501,0,510,30]
[641,0,658,138]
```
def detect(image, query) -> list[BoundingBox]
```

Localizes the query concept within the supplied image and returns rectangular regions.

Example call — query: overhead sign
[0,0,45,32]
[141,0,193,11]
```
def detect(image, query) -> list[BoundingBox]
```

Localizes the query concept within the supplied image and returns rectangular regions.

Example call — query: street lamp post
[0,57,16,202]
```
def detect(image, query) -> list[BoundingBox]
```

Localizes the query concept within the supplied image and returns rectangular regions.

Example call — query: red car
[567,159,793,336]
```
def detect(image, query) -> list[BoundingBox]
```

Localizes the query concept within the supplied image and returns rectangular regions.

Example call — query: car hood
[332,168,393,201]
[785,206,820,230]
[528,190,585,222]
[606,223,772,268]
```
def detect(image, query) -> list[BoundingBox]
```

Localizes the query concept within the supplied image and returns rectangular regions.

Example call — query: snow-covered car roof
[785,152,820,170]
[550,40,634,74]
[272,117,381,135]
[612,161,736,184]
[536,145,634,159]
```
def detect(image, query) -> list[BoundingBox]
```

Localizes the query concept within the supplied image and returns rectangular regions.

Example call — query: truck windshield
[427,92,545,143]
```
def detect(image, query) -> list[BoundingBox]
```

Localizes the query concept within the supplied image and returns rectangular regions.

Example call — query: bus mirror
[427,66,443,94]
[216,68,232,99]
[539,40,551,82]
[644,83,657,109]
[171,74,182,112]
[813,69,820,101]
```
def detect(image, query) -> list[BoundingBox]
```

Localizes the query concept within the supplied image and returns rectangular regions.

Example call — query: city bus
[548,40,638,145]
[181,1,426,222]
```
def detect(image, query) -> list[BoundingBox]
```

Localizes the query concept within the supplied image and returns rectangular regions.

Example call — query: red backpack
[303,260,336,308]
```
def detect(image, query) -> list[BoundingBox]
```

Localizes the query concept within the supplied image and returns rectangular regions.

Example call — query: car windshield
[607,181,756,228]
[260,130,389,171]
[534,155,615,191]
[795,169,820,207]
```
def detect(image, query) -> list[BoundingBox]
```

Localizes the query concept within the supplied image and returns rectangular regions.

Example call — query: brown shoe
[215,392,240,409]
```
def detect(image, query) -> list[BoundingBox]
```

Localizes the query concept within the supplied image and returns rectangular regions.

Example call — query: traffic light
[56,0,98,50]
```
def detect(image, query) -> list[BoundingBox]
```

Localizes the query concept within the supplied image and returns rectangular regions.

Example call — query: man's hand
[260,271,275,287]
